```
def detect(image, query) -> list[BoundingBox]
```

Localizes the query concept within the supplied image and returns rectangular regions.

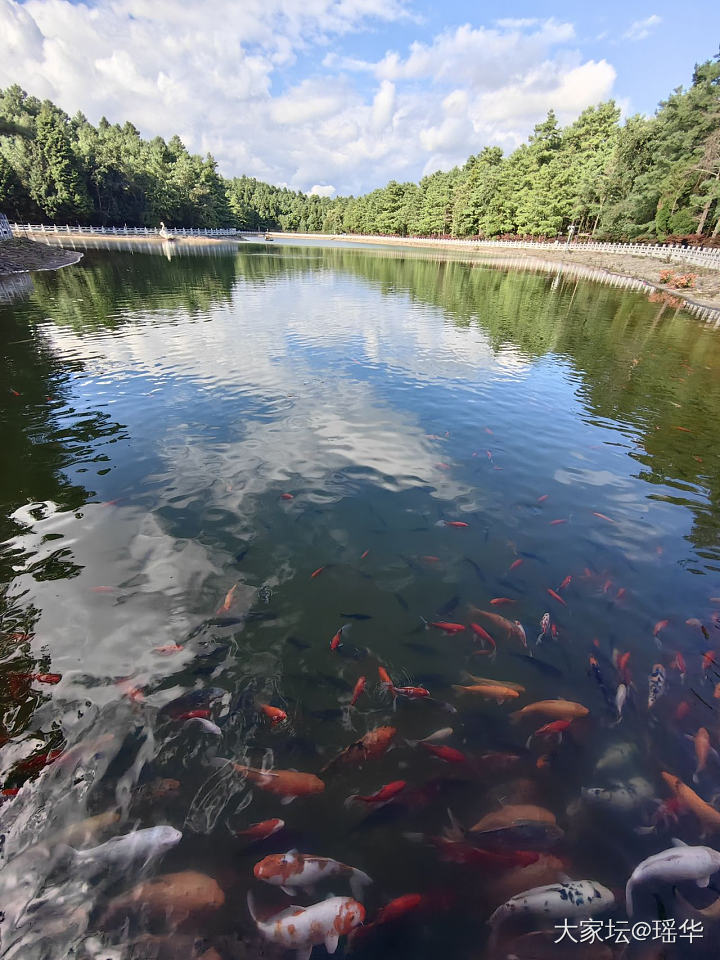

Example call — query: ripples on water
[1,239,720,960]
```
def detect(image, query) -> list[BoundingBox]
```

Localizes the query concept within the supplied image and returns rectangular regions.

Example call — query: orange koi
[218,583,238,613]
[443,521,469,528]
[311,566,325,579]
[420,743,466,764]
[422,555,441,562]
[360,550,369,560]
[558,575,572,590]
[670,652,686,681]
[653,619,670,637]
[235,818,285,841]
[331,624,351,650]
[661,772,720,835]
[702,651,716,671]
[546,588,566,607]
[154,644,183,655]
[350,676,366,707]
[509,559,524,572]
[231,764,325,799]
[430,621,465,634]
[323,726,397,771]
[347,780,406,806]
[280,493,294,500]
[393,685,431,700]
[260,705,287,725]
[510,700,589,722]
[693,728,712,783]
[537,494,549,503]
[490,598,515,607]
[452,684,520,702]
[592,512,615,523]
[549,519,567,526]
[178,709,211,721]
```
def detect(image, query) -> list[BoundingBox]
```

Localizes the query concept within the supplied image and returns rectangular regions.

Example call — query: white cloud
[309,184,336,196]
[0,2,618,195]
[623,15,662,41]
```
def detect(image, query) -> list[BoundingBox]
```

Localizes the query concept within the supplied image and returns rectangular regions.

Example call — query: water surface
[1,239,720,959]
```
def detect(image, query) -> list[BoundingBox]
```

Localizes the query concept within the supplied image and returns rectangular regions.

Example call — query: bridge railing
[11,224,267,238]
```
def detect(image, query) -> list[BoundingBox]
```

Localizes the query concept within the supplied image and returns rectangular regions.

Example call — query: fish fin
[287,848,299,855]
[698,876,712,888]
[626,880,636,917]
[693,772,701,784]
[281,886,295,896]
[325,934,339,954]
[525,734,533,750]
[671,837,688,847]
[350,869,373,901]
[558,873,573,884]
[281,795,296,806]
[344,795,359,810]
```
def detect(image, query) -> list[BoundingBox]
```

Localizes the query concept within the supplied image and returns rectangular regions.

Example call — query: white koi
[254,849,372,901]
[248,891,364,960]
[626,840,720,916]
[489,879,614,928]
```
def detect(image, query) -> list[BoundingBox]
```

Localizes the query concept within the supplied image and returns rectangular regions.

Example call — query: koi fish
[224,763,325,803]
[462,673,525,693]
[430,621,465,634]
[260,705,288,725]
[311,566,325,579]
[537,494,549,503]
[470,608,526,646]
[16,748,64,774]
[687,618,710,640]
[452,684,520,703]
[350,677,366,707]
[419,742,466,764]
[248,891,365,957]
[653,619,669,637]
[322,726,396,771]
[281,493,294,500]
[614,684,628,723]
[671,651,686,682]
[421,555,440,562]
[378,666,393,689]
[254,850,373,901]
[592,512,615,523]
[153,644,183,655]
[235,819,285,842]
[546,588,566,607]
[71,826,182,869]
[703,650,716,672]
[470,622,495,647]
[510,700,589,722]
[440,521,469,528]
[432,838,539,869]
[691,727,714,783]
[490,598,515,607]
[661,772,720,837]
[393,685,431,700]
[537,613,552,645]
[489,881,614,928]
[513,621,528,650]
[346,780,406,808]
[558,575,572,591]
[509,559,524,572]
[526,719,571,749]
[626,840,720,916]
[360,550,369,560]
[12,672,61,685]
[648,664,666,708]
[330,624,351,650]
[549,519,567,526]
[217,583,239,614]
[406,727,454,748]
[469,804,557,833]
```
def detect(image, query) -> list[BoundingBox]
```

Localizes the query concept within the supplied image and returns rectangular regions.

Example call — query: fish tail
[625,879,636,918]
[443,808,464,841]
[350,869,373,901]
[247,889,261,926]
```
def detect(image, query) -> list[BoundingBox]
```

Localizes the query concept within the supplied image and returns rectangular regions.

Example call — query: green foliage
[0,55,718,237]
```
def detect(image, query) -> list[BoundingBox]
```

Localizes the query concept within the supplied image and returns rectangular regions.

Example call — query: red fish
[376,894,425,924]
[378,666,393,689]
[558,575,572,591]
[593,512,615,523]
[235,818,285,842]
[218,583,238,613]
[2,788,20,798]
[490,598,515,606]
[311,566,325,579]
[486,450,493,460]
[702,651,716,671]
[527,719,571,747]
[675,701,691,721]
[470,622,494,646]
[509,559,524,572]
[616,588,626,600]
[422,555,441,562]
[537,494,549,503]
[347,780,406,806]
[330,624,351,650]
[432,838,539,869]
[443,521,469,528]
[154,644,183,655]
[674,426,691,433]
[393,686,431,700]
[653,619,670,637]
[687,618,710,639]
[280,493,294,500]
[17,749,63,774]
[11,672,61,685]
[260,705,287,725]
[549,519,567,526]
[350,676,366,707]
[419,742,466,764]
[546,588,566,607]
[360,550,369,560]
[671,652,687,682]
[177,709,211,721]
[9,388,20,397]
[430,622,465,634]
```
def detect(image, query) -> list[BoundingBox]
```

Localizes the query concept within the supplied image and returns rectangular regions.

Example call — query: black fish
[286,635,310,650]
[235,547,250,563]
[436,594,461,617]
[463,557,486,581]
[340,613,373,620]
[508,653,563,678]
[394,592,409,612]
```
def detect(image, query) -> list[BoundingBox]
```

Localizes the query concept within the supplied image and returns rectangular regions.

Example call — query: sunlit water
[1,239,720,960]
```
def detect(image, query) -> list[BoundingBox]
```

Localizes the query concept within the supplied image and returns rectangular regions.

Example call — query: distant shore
[267,232,720,318]
[0,237,83,276]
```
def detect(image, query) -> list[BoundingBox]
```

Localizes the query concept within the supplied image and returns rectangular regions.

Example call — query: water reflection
[1,241,720,959]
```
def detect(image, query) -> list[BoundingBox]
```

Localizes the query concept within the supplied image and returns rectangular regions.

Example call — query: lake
[1,238,720,960]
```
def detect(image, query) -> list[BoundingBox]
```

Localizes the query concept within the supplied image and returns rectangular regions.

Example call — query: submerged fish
[626,839,720,916]
[648,663,666,708]
[254,850,373,901]
[71,826,181,868]
[595,742,638,772]
[225,762,325,803]
[248,891,364,958]
[581,777,656,815]
[489,880,614,927]
[322,726,396,772]
[103,871,225,926]
[235,819,285,842]
[510,700,589,722]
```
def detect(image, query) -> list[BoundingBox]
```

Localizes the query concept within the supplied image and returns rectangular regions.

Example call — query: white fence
[12,223,245,238]
[0,213,13,240]
[301,233,720,271]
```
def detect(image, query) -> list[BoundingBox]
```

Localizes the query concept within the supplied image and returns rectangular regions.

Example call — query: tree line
[1,54,718,240]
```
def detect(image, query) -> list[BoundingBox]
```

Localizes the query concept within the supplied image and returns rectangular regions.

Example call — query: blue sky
[1,0,717,196]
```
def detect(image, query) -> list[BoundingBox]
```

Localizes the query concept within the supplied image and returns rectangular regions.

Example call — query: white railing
[270,232,720,270]
[10,223,264,238]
